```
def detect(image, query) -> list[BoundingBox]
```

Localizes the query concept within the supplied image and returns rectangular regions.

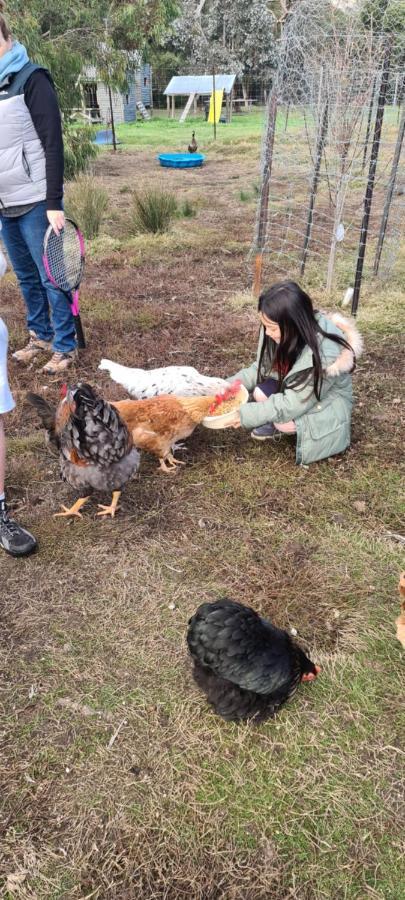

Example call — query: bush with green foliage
[64,126,98,182]
[179,199,196,218]
[129,189,178,234]
[65,175,108,239]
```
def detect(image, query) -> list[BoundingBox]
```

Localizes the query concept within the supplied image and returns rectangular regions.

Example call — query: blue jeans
[0,202,76,353]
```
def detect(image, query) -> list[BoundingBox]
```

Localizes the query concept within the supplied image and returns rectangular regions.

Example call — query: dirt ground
[0,145,404,899]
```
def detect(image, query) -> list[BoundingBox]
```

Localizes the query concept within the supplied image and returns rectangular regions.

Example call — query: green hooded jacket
[233,312,363,466]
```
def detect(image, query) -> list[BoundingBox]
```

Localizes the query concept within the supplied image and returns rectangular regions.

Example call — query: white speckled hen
[27,383,140,518]
[187,599,320,722]
[99,358,227,399]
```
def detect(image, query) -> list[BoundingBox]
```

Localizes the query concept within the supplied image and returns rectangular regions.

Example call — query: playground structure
[253,0,404,313]
[163,74,236,124]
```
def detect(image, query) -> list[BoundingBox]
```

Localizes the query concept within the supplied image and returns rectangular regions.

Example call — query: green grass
[112,105,400,153]
[114,109,267,150]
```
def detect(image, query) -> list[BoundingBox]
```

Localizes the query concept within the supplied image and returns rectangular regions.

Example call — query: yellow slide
[208,89,224,124]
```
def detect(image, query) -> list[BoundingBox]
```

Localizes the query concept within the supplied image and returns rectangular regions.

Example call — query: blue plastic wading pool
[157,153,205,168]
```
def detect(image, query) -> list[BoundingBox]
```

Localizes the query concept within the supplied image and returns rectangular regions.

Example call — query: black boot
[0,499,37,557]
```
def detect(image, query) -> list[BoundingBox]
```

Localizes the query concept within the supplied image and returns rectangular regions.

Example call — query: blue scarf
[0,41,29,85]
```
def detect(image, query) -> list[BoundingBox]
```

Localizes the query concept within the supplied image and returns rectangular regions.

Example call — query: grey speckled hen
[27,383,140,518]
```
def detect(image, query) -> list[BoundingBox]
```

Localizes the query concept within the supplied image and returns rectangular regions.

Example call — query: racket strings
[46,224,83,291]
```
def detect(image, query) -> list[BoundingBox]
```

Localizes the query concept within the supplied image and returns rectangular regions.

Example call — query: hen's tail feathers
[192,661,280,723]
[26,392,58,451]
[26,393,56,431]
[98,359,114,372]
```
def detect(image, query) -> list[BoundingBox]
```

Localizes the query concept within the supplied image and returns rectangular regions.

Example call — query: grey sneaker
[0,501,37,557]
[251,423,281,441]
[12,331,52,365]
[42,350,77,375]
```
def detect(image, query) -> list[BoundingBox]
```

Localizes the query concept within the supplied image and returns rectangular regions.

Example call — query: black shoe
[0,502,38,557]
[251,423,281,441]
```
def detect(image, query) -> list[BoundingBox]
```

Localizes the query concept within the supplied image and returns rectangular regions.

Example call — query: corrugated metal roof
[164,74,236,96]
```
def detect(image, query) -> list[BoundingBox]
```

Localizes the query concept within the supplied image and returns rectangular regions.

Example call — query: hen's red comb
[209,380,242,415]
[60,383,68,398]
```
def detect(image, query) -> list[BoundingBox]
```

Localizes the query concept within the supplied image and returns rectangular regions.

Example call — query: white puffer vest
[0,62,47,208]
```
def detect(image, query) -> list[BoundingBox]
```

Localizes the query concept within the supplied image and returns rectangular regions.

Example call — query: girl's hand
[47,210,65,235]
[222,411,241,429]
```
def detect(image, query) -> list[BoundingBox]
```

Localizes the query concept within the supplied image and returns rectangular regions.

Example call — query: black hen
[187,599,320,722]
[27,383,140,518]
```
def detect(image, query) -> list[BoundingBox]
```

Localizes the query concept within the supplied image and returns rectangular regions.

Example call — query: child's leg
[0,416,5,497]
[274,420,296,434]
[253,377,279,403]
[253,386,268,402]
[0,320,37,556]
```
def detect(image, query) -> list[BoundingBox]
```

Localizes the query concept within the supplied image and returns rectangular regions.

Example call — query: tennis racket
[43,218,86,349]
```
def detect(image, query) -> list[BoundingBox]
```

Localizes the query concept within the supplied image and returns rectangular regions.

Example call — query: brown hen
[112,382,240,473]
[396,572,405,649]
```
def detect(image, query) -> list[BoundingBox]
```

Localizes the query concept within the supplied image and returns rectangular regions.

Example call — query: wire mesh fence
[253,0,404,307]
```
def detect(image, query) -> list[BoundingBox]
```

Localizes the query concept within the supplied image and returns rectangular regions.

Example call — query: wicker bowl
[202,385,249,430]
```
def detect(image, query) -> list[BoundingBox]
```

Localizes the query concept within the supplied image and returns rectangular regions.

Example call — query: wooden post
[351,41,392,317]
[393,72,399,106]
[107,84,117,152]
[226,92,230,124]
[253,88,278,297]
[373,103,405,275]
[300,101,328,276]
[171,95,175,119]
[167,95,170,118]
[212,67,217,140]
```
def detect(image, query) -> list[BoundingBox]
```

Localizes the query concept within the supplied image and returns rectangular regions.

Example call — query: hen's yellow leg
[166,452,186,467]
[54,497,90,518]
[97,490,121,518]
[158,458,177,474]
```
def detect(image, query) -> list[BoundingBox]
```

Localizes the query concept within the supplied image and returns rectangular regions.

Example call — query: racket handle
[74,314,86,350]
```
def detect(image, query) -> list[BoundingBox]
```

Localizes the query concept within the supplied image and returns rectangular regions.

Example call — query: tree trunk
[242,81,249,110]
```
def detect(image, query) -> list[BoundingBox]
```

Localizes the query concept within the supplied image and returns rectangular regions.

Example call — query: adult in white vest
[0,2,76,375]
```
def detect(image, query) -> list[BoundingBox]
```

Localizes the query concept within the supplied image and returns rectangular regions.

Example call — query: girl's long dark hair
[257,281,354,400]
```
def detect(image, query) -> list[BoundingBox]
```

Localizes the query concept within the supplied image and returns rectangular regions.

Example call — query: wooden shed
[81,63,153,125]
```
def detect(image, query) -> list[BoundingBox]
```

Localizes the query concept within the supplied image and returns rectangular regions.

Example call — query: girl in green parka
[224,281,363,466]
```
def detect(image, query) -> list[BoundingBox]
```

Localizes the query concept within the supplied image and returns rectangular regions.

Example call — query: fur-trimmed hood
[320,311,364,377]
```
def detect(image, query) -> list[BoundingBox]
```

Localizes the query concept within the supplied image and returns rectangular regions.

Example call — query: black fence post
[351,40,392,317]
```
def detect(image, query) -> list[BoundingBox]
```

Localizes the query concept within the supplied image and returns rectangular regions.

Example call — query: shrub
[65,175,108,239]
[64,125,98,181]
[179,199,196,218]
[130,188,178,235]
